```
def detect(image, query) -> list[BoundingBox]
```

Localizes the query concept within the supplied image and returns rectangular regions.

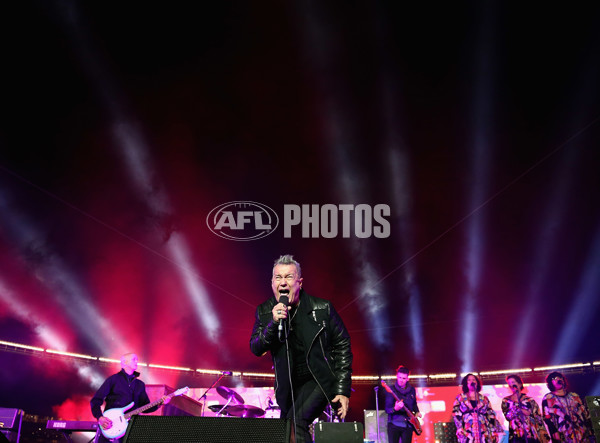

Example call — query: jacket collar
[120,369,140,379]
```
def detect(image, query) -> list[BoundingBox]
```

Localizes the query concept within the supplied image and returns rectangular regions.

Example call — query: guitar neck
[389,389,401,403]
[382,381,415,418]
[124,394,167,419]
[122,387,188,420]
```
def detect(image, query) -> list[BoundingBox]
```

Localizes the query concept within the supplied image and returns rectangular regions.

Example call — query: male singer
[250,254,353,443]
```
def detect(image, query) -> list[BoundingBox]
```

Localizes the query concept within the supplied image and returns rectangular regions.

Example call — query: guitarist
[90,353,170,442]
[384,365,421,443]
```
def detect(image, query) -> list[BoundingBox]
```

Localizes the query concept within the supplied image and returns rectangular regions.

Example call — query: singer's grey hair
[273,254,302,277]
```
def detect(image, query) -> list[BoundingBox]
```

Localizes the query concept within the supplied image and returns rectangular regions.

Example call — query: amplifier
[146,384,203,417]
[123,415,291,442]
[585,396,600,443]
[0,409,22,429]
[0,409,23,443]
[364,409,388,443]
[313,421,364,443]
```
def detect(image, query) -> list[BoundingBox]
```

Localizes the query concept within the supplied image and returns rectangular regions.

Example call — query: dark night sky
[1,1,600,420]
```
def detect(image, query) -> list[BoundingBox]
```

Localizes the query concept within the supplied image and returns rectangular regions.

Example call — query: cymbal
[208,404,230,413]
[226,405,265,418]
[216,386,244,404]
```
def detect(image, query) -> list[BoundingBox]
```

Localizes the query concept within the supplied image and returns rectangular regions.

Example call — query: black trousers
[388,423,414,443]
[283,378,329,443]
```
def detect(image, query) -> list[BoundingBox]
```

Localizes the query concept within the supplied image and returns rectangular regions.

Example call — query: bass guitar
[381,380,422,435]
[100,386,189,439]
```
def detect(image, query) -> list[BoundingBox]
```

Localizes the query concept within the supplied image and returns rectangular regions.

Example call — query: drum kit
[207,386,280,418]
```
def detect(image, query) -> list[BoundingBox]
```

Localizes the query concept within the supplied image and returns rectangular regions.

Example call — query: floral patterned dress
[542,391,594,443]
[453,393,502,443]
[501,393,549,442]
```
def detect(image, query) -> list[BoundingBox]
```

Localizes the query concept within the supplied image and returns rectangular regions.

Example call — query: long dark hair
[506,374,524,391]
[461,373,482,393]
[546,371,567,392]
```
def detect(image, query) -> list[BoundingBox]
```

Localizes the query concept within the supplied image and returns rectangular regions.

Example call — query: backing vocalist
[501,374,549,443]
[452,373,503,443]
[541,372,594,443]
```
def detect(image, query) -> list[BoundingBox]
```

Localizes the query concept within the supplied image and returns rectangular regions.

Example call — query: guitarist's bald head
[120,353,139,374]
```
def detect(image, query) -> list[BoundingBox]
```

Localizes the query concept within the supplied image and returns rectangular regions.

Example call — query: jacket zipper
[319,320,336,377]
[274,359,279,394]
[307,311,333,403]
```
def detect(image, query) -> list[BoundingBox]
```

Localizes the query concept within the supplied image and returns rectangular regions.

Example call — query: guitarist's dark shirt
[384,383,419,428]
[90,369,158,419]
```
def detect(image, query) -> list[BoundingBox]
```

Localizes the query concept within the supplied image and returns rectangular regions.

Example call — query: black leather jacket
[250,290,353,413]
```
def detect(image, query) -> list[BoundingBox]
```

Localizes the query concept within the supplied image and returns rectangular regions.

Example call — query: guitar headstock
[174,386,189,396]
[381,380,393,393]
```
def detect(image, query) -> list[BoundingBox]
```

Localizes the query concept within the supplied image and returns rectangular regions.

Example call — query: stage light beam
[388,147,424,363]
[55,0,223,347]
[551,223,600,364]
[291,3,390,350]
[460,2,496,373]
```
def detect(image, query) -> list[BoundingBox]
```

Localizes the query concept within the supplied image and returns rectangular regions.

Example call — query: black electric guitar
[381,380,422,435]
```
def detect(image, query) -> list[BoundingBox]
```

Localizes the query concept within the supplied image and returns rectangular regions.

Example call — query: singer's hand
[394,400,404,411]
[272,303,290,323]
[331,395,349,420]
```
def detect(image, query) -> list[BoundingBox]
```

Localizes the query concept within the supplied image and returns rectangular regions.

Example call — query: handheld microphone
[222,371,233,375]
[278,295,289,341]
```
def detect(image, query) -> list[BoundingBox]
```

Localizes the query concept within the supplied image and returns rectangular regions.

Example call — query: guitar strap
[389,384,412,426]
[393,385,419,417]
[393,384,414,407]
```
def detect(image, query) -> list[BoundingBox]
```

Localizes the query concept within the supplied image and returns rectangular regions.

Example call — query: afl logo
[206,201,279,241]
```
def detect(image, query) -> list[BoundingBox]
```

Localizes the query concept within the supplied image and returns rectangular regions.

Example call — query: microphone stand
[323,405,334,422]
[197,373,227,417]
[374,386,381,443]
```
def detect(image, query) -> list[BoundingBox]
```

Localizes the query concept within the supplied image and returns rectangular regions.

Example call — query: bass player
[384,365,422,443]
[90,353,170,442]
